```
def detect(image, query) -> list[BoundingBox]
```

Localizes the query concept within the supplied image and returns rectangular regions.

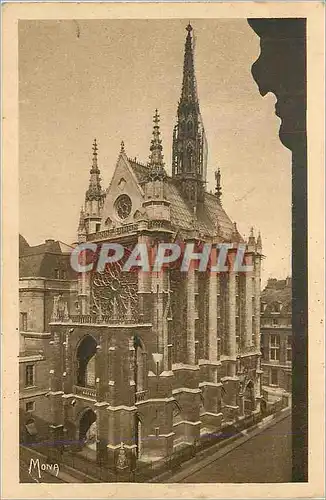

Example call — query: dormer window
[105,217,112,227]
[272,302,281,313]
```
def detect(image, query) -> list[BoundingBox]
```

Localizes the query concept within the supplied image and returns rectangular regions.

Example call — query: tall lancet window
[186,145,193,172]
[76,335,97,387]
[134,335,145,393]
[86,355,96,387]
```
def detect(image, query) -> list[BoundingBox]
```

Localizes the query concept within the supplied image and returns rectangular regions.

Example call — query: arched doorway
[244,380,256,414]
[76,335,97,387]
[79,408,97,450]
[172,401,184,448]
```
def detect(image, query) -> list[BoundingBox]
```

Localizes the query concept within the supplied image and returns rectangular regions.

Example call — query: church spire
[85,139,103,202]
[172,23,207,207]
[181,23,198,105]
[147,109,166,181]
[83,139,106,234]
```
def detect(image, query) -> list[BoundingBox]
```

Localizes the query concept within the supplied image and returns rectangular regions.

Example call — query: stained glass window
[115,194,132,220]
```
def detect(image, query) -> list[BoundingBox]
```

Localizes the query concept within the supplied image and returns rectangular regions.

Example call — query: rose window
[115,194,132,220]
[92,259,137,321]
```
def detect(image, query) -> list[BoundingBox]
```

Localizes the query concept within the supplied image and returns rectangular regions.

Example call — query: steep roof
[19,237,76,279]
[19,234,30,255]
[128,159,237,241]
[261,278,292,316]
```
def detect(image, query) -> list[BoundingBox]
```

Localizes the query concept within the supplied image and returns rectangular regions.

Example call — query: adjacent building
[260,277,292,402]
[19,235,77,442]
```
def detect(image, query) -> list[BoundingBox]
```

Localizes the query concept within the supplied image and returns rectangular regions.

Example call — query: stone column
[151,271,165,361]
[128,338,136,406]
[208,271,218,362]
[51,331,63,393]
[187,267,196,365]
[254,255,261,349]
[162,271,170,372]
[227,267,236,376]
[107,346,116,404]
[244,253,253,349]
[63,330,73,393]
[137,228,151,321]
[78,242,90,315]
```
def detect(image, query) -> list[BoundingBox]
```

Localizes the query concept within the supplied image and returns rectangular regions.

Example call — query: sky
[19,19,291,285]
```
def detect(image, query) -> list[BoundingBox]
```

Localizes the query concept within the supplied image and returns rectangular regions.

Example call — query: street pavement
[179,414,292,483]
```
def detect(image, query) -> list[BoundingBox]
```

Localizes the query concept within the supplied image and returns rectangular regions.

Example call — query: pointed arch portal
[244,380,256,413]
[79,408,97,450]
[76,335,97,387]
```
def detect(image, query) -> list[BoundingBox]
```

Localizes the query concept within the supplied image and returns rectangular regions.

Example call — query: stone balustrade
[52,314,141,325]
[74,385,97,399]
[135,390,146,403]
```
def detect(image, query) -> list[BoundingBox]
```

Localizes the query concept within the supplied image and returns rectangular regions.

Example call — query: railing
[135,390,146,403]
[147,220,172,230]
[237,344,259,355]
[87,224,138,241]
[246,345,258,353]
[74,385,97,399]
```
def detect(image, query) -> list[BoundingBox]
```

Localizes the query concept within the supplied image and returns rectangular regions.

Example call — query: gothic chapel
[48,24,263,467]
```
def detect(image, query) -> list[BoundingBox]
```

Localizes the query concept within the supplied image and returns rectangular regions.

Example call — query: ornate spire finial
[120,140,125,154]
[214,168,222,202]
[86,139,104,202]
[147,109,166,182]
[186,22,192,32]
[153,108,160,126]
[91,138,99,172]
[77,205,86,238]
[248,226,256,251]
[257,231,262,252]
[92,138,98,155]
[232,221,241,242]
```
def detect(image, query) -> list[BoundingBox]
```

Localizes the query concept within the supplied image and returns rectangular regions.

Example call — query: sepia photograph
[1,2,324,498]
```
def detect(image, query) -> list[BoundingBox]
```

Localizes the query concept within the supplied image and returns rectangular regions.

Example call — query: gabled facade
[19,235,78,443]
[46,24,263,469]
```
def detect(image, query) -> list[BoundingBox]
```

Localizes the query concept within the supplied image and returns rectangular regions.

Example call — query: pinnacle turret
[147,109,166,181]
[247,227,256,252]
[85,139,105,202]
[83,139,106,234]
[77,205,86,242]
[256,231,262,253]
